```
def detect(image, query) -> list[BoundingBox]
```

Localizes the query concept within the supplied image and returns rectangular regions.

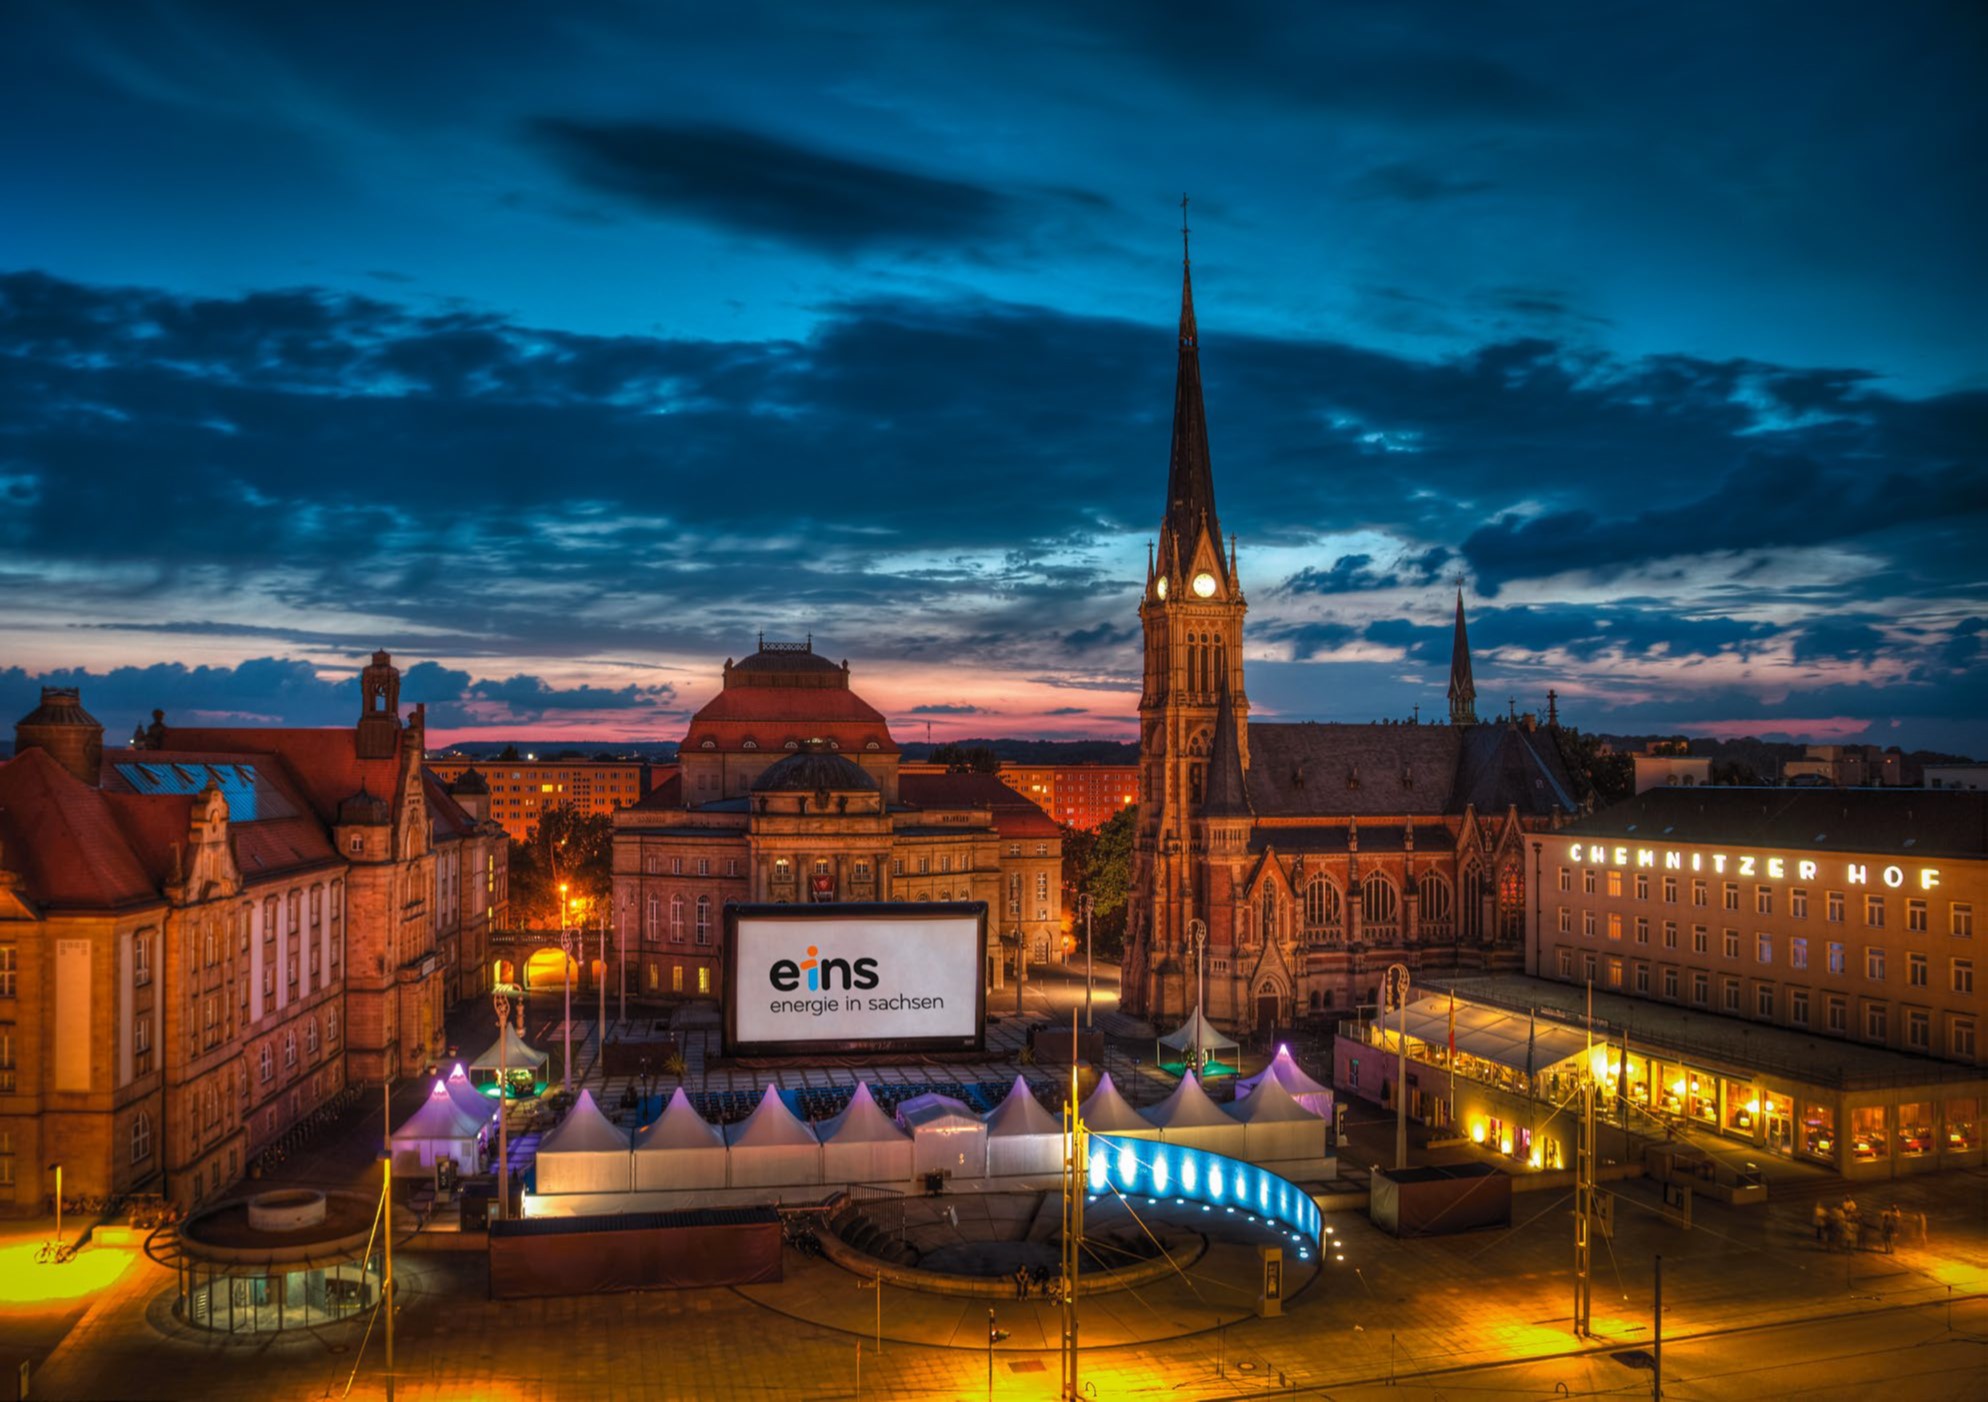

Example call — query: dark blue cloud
[908,703,984,715]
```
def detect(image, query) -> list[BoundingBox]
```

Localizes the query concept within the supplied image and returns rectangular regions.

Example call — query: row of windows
[1559,867,1975,936]
[1553,947,1978,1056]
[1559,908,1977,992]
[255,1010,339,1083]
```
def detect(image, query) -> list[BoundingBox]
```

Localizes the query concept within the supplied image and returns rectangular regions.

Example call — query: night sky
[2,3,1983,754]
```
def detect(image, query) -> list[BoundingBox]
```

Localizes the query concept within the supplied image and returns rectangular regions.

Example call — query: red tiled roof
[0,749,164,910]
[161,726,406,824]
[683,686,898,754]
[899,772,1062,839]
[421,769,477,841]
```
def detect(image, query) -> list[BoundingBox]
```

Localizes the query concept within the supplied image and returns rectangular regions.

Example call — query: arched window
[283,1031,297,1068]
[1303,878,1340,931]
[1260,887,1278,941]
[645,895,660,940]
[1498,864,1525,939]
[1417,872,1453,923]
[1362,874,1399,925]
[1462,866,1485,939]
[670,894,685,943]
[695,896,711,945]
[131,1110,153,1165]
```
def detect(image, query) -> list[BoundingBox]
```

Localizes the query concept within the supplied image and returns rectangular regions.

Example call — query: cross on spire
[1181,193,1191,264]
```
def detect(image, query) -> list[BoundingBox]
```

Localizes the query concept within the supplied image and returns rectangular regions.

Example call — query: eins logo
[770,945,880,993]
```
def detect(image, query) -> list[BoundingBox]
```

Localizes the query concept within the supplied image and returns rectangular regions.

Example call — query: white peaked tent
[1226,1070,1329,1170]
[467,1023,550,1091]
[819,1084,913,1185]
[1156,1007,1240,1068]
[1078,1073,1158,1141]
[985,1076,1063,1177]
[896,1093,988,1179]
[444,1062,499,1126]
[390,1079,488,1175]
[534,1089,632,1194]
[1235,1045,1334,1119]
[1143,1071,1248,1157]
[724,1085,824,1189]
[633,1087,729,1191]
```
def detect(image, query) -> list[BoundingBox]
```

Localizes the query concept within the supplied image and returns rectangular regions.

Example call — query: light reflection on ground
[0,1243,133,1306]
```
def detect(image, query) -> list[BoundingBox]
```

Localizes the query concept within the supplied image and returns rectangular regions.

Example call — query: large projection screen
[724,903,987,1057]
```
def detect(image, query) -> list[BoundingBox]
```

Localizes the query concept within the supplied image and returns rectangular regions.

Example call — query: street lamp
[558,918,575,1095]
[491,989,513,1221]
[1079,892,1096,1029]
[1014,927,1026,1018]
[1188,917,1207,1073]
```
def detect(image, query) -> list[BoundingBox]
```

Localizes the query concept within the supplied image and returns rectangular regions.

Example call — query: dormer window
[741,738,758,750]
[784,740,800,750]
[700,739,716,750]
[865,740,880,751]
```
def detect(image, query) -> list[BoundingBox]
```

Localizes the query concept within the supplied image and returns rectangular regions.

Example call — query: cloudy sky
[2,2,1983,753]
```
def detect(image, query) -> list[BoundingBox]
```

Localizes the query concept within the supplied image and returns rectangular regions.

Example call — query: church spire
[1200,681,1251,818]
[1163,195,1219,556]
[1447,588,1478,726]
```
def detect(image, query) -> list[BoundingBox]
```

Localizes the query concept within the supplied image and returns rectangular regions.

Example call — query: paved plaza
[7,966,1985,1399]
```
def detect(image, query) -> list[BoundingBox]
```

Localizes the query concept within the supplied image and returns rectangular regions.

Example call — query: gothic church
[1123,238,1582,1034]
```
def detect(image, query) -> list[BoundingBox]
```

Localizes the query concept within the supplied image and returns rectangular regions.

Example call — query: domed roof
[750,748,878,794]
[16,687,101,731]
[730,638,845,679]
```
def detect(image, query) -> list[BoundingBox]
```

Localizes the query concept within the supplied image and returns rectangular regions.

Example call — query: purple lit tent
[895,1093,987,1179]
[389,1079,489,1176]
[1235,1045,1334,1120]
[1226,1070,1329,1174]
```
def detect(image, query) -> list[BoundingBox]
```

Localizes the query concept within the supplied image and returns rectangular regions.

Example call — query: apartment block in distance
[426,756,654,843]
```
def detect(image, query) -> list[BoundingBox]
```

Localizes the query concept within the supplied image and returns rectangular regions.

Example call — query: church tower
[1447,590,1478,726]
[1126,209,1249,1022]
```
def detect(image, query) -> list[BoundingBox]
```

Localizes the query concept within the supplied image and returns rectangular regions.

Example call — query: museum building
[611,640,1062,1004]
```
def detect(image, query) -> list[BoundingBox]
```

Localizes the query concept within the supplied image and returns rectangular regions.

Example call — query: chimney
[14,687,105,786]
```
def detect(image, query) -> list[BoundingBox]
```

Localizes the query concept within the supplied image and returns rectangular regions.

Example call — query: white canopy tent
[1142,1071,1248,1157]
[724,1085,824,1189]
[896,1093,988,1179]
[984,1076,1063,1178]
[389,1079,488,1176]
[1235,1045,1335,1119]
[533,1089,632,1194]
[633,1087,729,1191]
[444,1062,500,1126]
[1394,996,1591,1076]
[1078,1073,1158,1141]
[819,1084,914,1185]
[1157,1007,1240,1069]
[467,1024,550,1093]
[1227,1071,1329,1171]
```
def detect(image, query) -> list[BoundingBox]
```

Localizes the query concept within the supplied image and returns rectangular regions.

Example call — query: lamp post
[1188,918,1207,1072]
[1014,928,1026,1018]
[616,898,627,1027]
[1385,963,1410,1171]
[1080,893,1096,1029]
[597,910,607,1057]
[491,989,512,1221]
[559,918,575,1095]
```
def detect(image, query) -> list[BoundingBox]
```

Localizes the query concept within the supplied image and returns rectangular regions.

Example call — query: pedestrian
[1881,1206,1899,1255]
[1825,1206,1845,1252]
[1015,1264,1028,1300]
[1812,1201,1827,1243]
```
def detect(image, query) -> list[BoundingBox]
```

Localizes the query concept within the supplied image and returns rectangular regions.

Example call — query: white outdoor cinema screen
[726,904,985,1055]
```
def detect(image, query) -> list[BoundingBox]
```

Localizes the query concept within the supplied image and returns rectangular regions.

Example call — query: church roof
[1243,721,1576,820]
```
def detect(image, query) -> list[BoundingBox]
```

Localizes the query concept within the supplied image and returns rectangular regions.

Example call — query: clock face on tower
[1192,571,1218,598]
[1155,576,1168,599]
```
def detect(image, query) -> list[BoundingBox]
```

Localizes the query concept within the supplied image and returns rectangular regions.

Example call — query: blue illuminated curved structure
[1086,1134,1322,1253]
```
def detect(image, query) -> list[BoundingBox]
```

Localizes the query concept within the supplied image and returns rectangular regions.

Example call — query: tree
[931,743,1000,773]
[1556,728,1633,809]
[1065,804,1136,959]
[509,804,614,928]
